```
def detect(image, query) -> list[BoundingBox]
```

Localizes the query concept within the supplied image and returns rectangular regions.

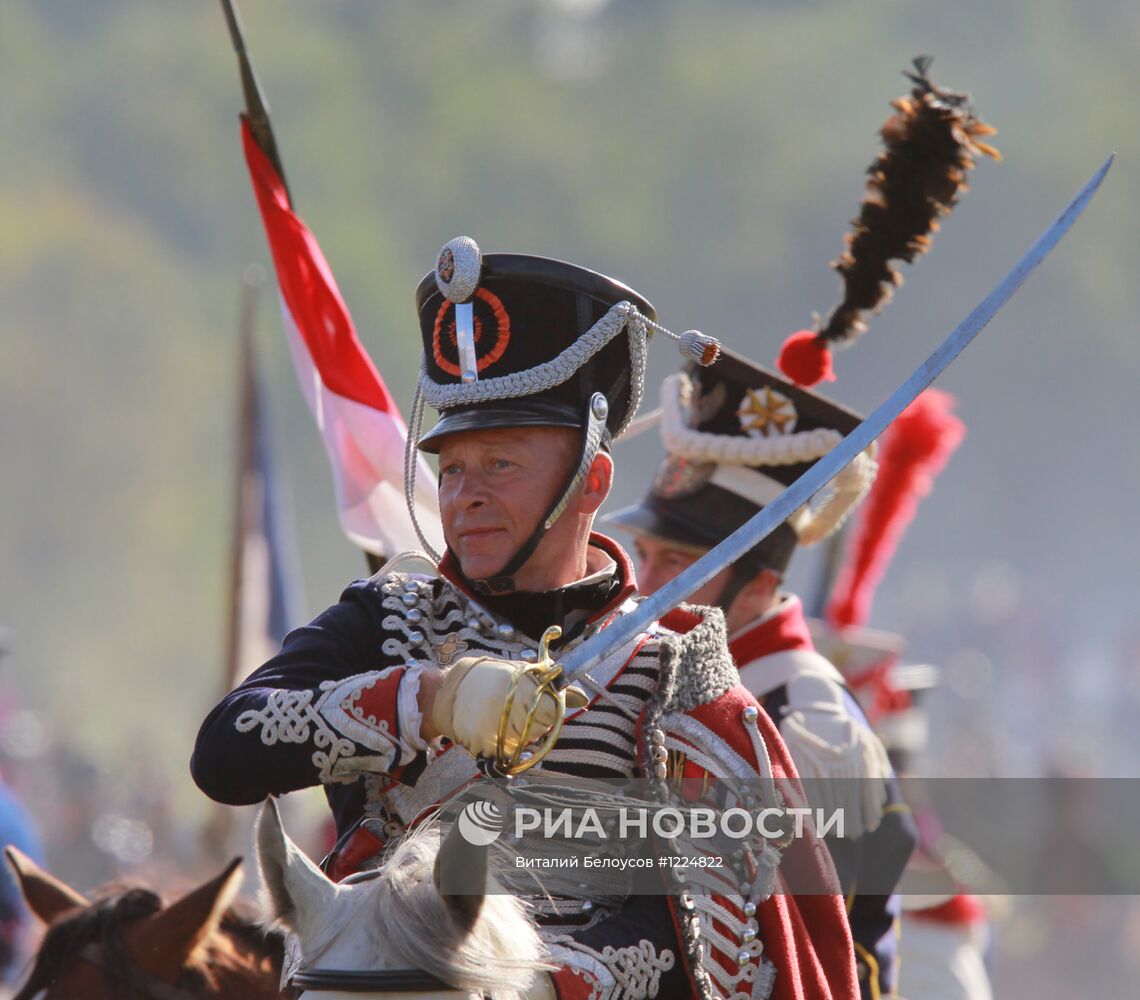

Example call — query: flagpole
[807,528,847,621]
[222,266,265,696]
[199,268,265,870]
[219,0,292,206]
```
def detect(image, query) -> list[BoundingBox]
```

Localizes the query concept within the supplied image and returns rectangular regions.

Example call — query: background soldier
[603,60,1005,996]
[818,633,996,1000]
[606,348,918,997]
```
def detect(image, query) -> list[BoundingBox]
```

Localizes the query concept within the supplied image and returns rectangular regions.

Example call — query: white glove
[431,655,586,759]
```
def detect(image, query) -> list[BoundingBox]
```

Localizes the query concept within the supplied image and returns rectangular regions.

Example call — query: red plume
[826,388,965,628]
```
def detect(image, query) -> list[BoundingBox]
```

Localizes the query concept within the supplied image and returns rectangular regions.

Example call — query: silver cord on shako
[404,236,721,560]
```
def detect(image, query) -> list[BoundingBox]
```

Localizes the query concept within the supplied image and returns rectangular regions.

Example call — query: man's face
[632,534,732,604]
[437,425,579,584]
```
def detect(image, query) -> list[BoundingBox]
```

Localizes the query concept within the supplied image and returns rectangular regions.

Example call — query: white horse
[255,799,550,1000]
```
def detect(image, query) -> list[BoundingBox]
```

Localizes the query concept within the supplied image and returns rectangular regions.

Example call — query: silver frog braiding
[640,640,715,1000]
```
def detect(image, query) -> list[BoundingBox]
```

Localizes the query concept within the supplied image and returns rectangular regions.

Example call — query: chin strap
[474,393,611,595]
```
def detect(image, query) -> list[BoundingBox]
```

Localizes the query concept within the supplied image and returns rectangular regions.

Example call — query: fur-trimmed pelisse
[778,56,1000,386]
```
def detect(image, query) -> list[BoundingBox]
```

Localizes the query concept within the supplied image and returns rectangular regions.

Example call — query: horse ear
[126,856,245,980]
[5,845,89,923]
[256,797,337,932]
[433,822,487,934]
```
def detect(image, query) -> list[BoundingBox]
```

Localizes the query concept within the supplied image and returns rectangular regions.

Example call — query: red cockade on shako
[432,287,512,378]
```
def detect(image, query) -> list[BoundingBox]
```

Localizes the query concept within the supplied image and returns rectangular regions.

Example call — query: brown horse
[6,846,288,999]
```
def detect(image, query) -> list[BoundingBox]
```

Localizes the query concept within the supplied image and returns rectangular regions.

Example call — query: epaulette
[657,604,741,713]
[367,550,440,583]
[774,657,894,839]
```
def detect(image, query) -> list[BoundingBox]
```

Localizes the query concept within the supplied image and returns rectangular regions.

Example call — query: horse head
[6,845,287,999]
[255,798,550,999]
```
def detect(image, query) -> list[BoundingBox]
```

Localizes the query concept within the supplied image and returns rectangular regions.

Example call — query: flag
[204,285,306,866]
[240,120,443,558]
[224,274,305,691]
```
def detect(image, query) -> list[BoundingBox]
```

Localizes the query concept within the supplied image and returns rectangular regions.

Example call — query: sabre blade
[561,153,1113,683]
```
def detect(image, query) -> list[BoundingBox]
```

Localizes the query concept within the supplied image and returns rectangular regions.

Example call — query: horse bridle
[287,869,483,996]
[76,942,201,1000]
[72,926,461,999]
[289,968,462,993]
[75,936,467,997]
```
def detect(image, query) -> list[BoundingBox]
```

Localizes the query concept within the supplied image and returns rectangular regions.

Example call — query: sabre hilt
[495,626,571,775]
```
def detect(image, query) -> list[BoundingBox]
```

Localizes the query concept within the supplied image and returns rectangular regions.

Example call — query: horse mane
[315,821,549,1000]
[15,887,164,1000]
[218,899,289,954]
[14,883,287,1000]
[210,902,288,987]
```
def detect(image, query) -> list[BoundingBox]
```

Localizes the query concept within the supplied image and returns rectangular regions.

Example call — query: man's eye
[440,463,461,476]
[491,459,514,470]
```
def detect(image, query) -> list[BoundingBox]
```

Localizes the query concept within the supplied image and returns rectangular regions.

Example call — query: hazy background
[2,0,1138,993]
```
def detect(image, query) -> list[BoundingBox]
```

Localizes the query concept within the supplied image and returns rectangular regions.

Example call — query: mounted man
[202,11,1108,992]
[191,238,860,1000]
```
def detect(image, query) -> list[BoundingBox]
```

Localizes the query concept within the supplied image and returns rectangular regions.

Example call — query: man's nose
[454,469,491,508]
[638,561,664,593]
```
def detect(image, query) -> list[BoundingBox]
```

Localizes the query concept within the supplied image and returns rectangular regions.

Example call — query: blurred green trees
[2,0,1136,787]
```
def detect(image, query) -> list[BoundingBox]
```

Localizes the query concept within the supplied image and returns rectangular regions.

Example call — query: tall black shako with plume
[777,57,1001,388]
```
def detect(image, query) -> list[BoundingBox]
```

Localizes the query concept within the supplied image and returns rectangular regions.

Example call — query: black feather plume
[817,57,1001,347]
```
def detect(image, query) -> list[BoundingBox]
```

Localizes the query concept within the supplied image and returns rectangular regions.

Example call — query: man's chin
[454,550,510,582]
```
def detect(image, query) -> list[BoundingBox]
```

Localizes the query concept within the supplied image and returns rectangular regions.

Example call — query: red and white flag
[241,120,443,557]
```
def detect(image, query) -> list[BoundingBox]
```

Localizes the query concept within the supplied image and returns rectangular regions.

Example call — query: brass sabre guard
[496,626,566,774]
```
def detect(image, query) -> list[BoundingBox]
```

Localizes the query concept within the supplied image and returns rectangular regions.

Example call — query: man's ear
[578,451,613,515]
[723,568,781,624]
[739,569,781,605]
